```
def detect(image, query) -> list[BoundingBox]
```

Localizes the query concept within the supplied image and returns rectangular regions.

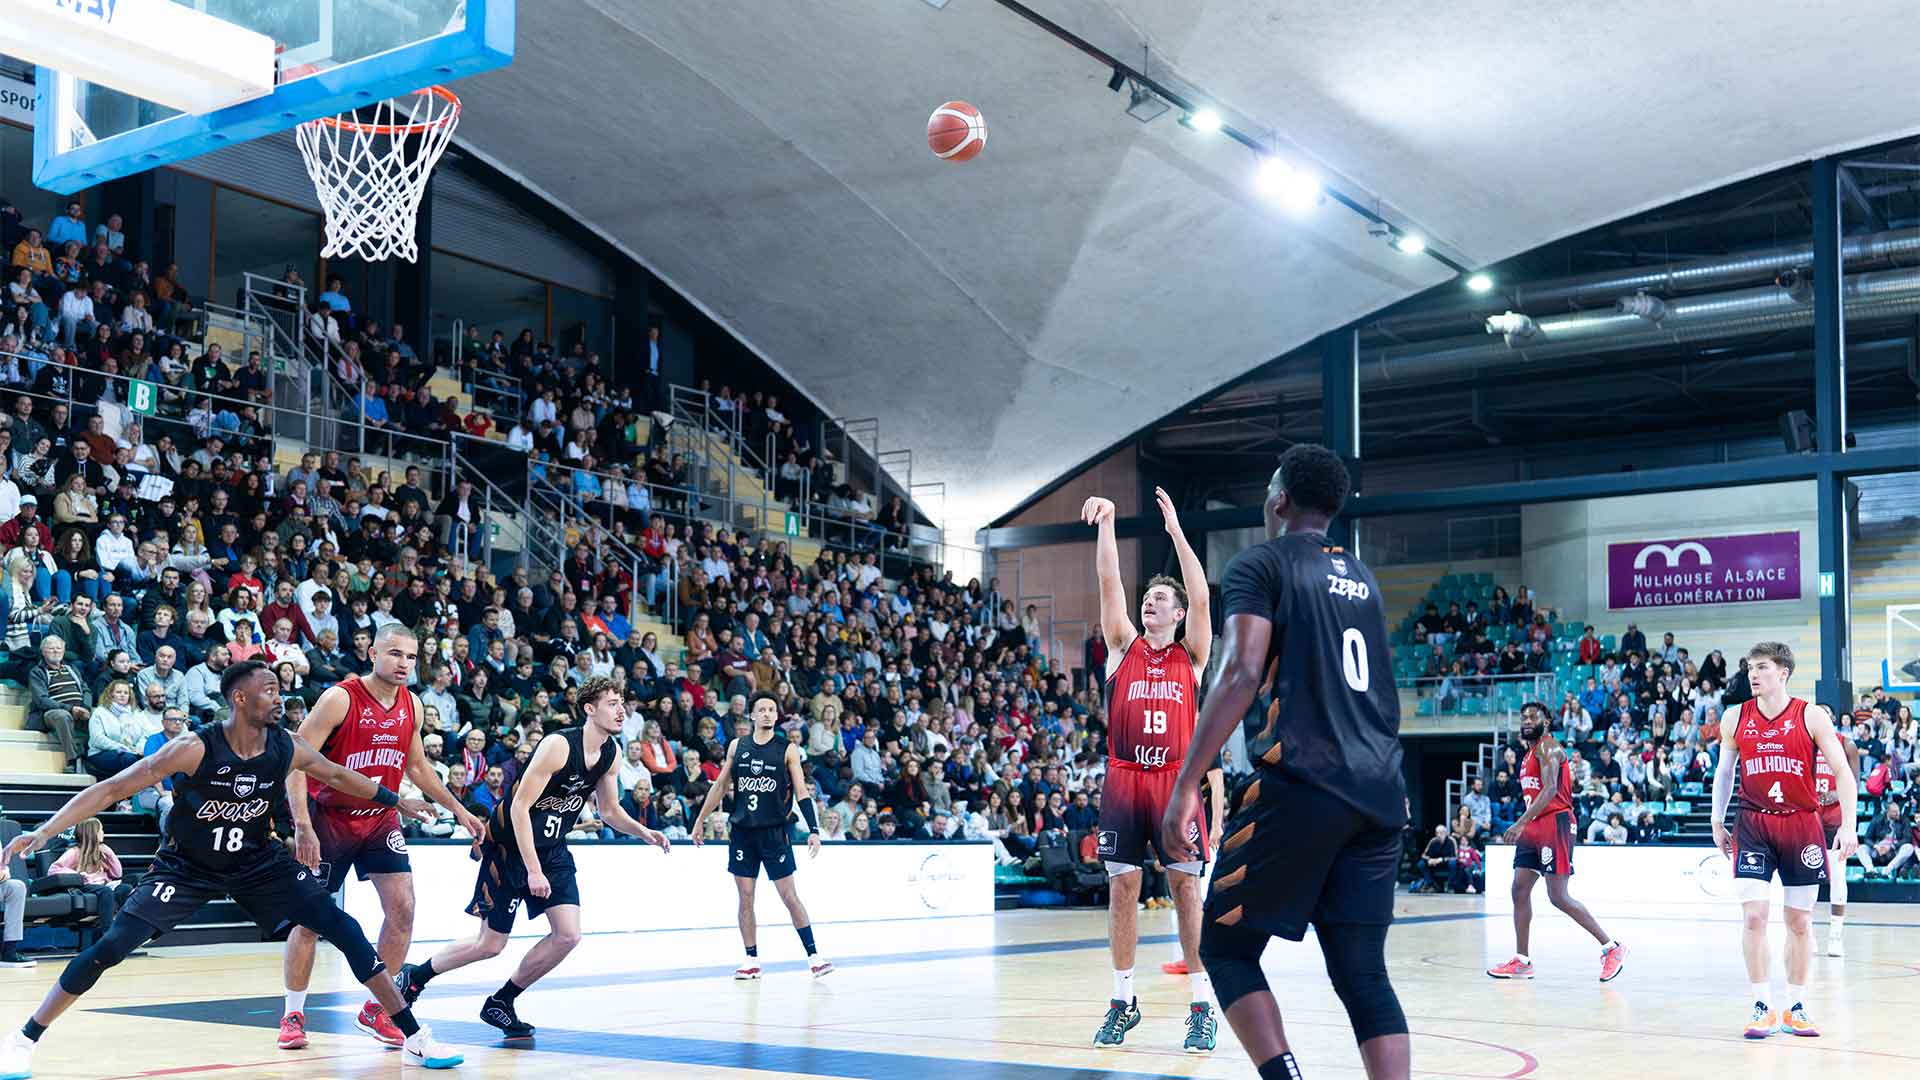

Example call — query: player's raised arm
[1156,486,1212,670]
[689,738,739,844]
[290,735,431,823]
[1805,704,1859,855]
[1083,496,1137,659]
[285,684,350,867]
[4,734,205,862]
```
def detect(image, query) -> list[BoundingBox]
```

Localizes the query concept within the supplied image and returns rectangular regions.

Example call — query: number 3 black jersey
[164,721,296,872]
[489,727,616,852]
[729,734,793,830]
[1221,531,1406,828]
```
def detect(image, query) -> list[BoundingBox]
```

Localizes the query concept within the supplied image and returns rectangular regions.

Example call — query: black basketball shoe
[480,995,535,1040]
[394,963,427,1006]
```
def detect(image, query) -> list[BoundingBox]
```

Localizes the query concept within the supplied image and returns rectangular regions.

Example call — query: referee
[1159,443,1411,1080]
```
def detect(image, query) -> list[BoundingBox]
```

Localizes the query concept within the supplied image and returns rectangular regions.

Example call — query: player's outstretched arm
[285,685,350,867]
[593,769,668,851]
[1083,495,1137,659]
[291,735,432,823]
[1155,486,1212,670]
[1805,704,1859,852]
[1161,612,1271,863]
[4,734,205,862]
[689,738,739,845]
[402,693,486,839]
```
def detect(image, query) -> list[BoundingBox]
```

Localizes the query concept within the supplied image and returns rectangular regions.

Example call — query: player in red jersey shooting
[1082,487,1224,1054]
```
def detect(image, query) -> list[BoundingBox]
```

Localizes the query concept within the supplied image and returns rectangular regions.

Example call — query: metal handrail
[525,468,674,630]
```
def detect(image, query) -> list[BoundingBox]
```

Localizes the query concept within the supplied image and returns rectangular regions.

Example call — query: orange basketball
[928,100,986,162]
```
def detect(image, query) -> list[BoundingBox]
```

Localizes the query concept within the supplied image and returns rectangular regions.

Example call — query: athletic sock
[21,1019,45,1043]
[389,1007,420,1038]
[1785,984,1804,1011]
[1602,940,1619,952]
[744,944,758,959]
[796,924,817,957]
[1829,915,1845,934]
[1751,982,1770,1008]
[284,990,306,1017]
[1190,970,1214,1007]
[409,958,439,988]
[1514,953,1530,964]
[494,979,526,1006]
[1113,968,1134,1004]
[1257,1051,1303,1079]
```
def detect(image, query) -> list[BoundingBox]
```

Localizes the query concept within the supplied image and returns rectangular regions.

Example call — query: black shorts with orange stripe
[1202,769,1400,943]
[466,841,580,934]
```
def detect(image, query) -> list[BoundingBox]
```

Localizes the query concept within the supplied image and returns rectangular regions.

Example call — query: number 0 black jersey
[164,721,296,872]
[728,733,793,830]
[1222,531,1406,828]
[489,727,616,851]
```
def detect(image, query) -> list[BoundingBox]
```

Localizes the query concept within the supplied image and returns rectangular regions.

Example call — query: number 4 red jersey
[313,675,416,816]
[1104,635,1197,770]
[1735,696,1818,815]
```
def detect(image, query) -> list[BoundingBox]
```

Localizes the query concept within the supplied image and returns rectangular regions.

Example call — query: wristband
[373,786,400,808]
[798,797,820,832]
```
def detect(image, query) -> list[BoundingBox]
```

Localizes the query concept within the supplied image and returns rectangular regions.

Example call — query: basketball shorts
[1732,809,1828,887]
[1201,770,1400,943]
[467,841,580,934]
[728,823,796,882]
[1514,811,1575,876]
[1098,764,1207,871]
[312,808,411,893]
[122,846,336,942]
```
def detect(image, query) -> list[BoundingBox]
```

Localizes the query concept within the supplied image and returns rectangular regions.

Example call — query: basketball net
[295,86,461,262]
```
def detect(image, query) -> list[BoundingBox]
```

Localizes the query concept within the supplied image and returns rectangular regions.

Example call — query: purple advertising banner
[1606,531,1801,610]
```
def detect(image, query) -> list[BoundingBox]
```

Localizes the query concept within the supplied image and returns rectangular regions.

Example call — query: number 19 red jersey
[1735,696,1818,815]
[1104,636,1197,770]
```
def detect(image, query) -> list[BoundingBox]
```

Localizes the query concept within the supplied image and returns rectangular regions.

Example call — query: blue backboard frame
[33,0,512,194]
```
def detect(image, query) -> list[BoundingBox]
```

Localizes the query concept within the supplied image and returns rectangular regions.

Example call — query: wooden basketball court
[2,893,1916,1078]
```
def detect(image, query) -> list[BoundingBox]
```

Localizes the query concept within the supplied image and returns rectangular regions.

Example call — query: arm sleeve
[1711,748,1736,826]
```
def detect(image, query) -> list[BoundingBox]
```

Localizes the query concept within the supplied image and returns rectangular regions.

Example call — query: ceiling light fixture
[1391,232,1426,255]
[1466,272,1493,292]
[1254,156,1321,211]
[1124,81,1169,123]
[1180,107,1222,133]
[1107,68,1126,92]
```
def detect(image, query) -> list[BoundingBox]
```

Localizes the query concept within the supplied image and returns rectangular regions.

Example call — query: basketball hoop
[295,86,461,262]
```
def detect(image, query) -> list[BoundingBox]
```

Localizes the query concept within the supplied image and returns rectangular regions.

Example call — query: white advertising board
[1483,842,1788,920]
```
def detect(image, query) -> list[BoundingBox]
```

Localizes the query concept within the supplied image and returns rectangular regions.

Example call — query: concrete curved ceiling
[451,0,1920,533]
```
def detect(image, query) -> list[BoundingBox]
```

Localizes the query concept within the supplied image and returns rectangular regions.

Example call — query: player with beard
[1486,702,1626,981]
[394,677,670,1039]
[0,660,462,1074]
[278,625,487,1051]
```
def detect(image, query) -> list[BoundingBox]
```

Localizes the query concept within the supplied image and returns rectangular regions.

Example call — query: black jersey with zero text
[488,727,616,851]
[729,733,793,830]
[164,720,296,872]
[1221,531,1406,828]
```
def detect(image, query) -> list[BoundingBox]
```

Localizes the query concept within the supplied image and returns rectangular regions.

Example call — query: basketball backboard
[1884,603,1920,693]
[28,0,511,194]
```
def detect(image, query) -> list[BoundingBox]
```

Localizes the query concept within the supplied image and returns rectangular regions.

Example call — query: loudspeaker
[1779,410,1815,453]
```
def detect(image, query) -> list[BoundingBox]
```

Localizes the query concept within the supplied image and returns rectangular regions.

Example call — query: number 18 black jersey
[729,734,792,830]
[1221,531,1406,828]
[164,721,295,872]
